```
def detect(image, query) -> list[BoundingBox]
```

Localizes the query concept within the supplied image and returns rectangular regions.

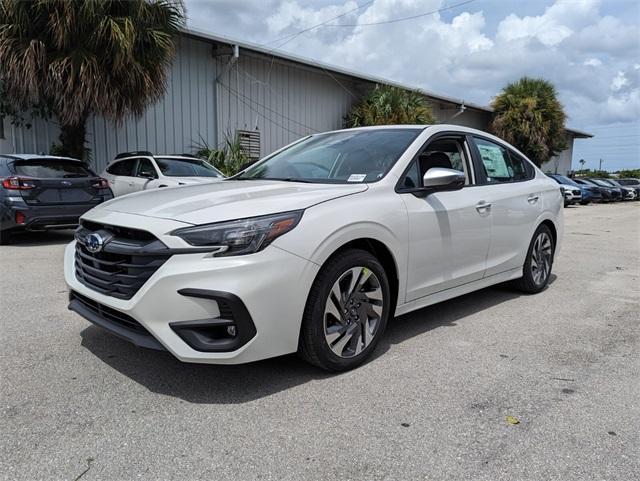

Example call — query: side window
[507,150,534,181]
[474,137,533,183]
[400,137,472,189]
[106,158,136,176]
[136,158,157,178]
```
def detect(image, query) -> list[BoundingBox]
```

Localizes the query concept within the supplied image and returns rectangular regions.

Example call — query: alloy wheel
[530,232,553,286]
[323,266,384,358]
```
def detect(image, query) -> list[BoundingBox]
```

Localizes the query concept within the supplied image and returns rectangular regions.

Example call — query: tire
[0,229,11,245]
[580,200,590,205]
[299,249,391,371]
[514,224,555,294]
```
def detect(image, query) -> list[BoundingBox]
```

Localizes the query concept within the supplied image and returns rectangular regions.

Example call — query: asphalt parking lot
[1,203,638,481]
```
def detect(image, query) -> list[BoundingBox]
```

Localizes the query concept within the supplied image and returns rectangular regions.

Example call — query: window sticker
[347,174,367,182]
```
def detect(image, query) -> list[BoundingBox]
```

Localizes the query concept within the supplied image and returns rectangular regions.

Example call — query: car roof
[110,154,203,163]
[0,153,82,162]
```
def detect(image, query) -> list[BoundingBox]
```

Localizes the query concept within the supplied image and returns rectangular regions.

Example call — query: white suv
[102,152,224,196]
[66,125,563,371]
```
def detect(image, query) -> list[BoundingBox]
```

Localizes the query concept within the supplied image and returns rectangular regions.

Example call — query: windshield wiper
[262,177,313,183]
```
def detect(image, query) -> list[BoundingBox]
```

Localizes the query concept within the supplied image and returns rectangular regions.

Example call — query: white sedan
[66,125,563,371]
[101,152,224,196]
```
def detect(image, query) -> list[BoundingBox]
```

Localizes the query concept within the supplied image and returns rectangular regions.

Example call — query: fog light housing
[226,325,237,337]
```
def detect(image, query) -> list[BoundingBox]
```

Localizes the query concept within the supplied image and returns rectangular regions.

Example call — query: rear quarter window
[106,159,136,176]
[12,159,92,178]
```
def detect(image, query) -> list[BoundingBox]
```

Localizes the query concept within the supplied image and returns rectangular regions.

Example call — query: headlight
[171,210,303,256]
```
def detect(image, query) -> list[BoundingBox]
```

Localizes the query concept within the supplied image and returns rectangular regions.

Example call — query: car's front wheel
[514,224,555,294]
[299,249,390,371]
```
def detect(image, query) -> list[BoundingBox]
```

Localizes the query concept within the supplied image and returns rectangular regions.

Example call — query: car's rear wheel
[0,229,12,245]
[299,249,390,371]
[514,224,555,294]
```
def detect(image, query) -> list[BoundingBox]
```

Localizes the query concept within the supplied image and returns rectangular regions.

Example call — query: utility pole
[599,158,603,171]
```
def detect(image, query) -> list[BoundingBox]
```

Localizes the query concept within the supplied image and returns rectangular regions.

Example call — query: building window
[237,130,260,161]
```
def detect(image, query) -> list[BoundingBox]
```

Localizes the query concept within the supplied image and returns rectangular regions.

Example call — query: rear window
[155,157,223,177]
[12,159,92,178]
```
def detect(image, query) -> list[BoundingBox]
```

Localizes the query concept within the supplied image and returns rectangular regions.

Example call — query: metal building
[0,28,591,174]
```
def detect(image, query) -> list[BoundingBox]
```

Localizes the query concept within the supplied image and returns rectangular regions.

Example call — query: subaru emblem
[85,232,104,253]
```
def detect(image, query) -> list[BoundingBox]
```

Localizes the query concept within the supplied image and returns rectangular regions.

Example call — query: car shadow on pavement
[79,276,555,405]
[4,229,75,246]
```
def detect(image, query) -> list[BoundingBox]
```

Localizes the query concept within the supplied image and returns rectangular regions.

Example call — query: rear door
[105,158,137,196]
[11,159,103,205]
[468,136,542,277]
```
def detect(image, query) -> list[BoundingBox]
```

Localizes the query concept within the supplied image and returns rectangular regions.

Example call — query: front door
[399,134,492,302]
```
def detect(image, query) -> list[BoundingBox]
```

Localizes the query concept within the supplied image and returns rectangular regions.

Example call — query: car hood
[99,180,368,225]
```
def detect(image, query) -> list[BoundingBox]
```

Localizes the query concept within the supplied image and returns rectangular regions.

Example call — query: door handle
[475,201,492,214]
[527,194,540,204]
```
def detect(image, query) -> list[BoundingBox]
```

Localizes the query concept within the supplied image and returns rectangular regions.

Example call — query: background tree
[490,77,567,167]
[346,85,435,127]
[579,158,586,171]
[0,0,184,160]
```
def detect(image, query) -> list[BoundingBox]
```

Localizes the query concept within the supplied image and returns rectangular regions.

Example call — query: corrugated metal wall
[215,50,359,157]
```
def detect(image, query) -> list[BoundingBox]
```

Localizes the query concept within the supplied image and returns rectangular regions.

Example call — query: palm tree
[490,77,567,167]
[0,0,184,160]
[579,158,586,171]
[346,85,435,127]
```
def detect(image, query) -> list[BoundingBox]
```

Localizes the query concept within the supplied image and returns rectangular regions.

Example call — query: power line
[324,0,478,27]
[263,1,374,48]
[223,77,321,133]
[218,80,314,138]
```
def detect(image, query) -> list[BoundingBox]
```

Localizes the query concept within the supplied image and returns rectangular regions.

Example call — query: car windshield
[155,157,223,177]
[12,159,92,178]
[236,128,422,184]
[590,179,611,187]
[617,179,636,185]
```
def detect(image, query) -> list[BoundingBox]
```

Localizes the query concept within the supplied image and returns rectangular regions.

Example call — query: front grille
[71,291,146,334]
[74,221,171,300]
[573,189,581,195]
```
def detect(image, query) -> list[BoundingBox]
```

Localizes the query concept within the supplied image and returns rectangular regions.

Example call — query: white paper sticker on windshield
[347,174,367,182]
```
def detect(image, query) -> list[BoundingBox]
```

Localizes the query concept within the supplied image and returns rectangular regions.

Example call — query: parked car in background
[1,154,113,243]
[66,125,563,371]
[547,174,591,205]
[616,178,640,200]
[102,152,224,197]
[585,178,622,201]
[596,178,637,201]
[573,178,609,202]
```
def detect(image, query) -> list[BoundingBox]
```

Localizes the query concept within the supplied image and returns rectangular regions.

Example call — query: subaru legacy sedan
[65,125,563,371]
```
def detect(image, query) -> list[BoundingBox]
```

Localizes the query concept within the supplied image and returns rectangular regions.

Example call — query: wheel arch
[318,237,400,315]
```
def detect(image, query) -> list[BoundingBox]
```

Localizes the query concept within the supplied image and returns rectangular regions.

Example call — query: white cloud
[185,0,640,128]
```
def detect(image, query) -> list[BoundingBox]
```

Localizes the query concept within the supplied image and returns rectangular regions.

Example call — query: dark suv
[0,154,113,243]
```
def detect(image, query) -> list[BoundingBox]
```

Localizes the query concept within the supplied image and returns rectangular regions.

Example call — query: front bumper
[65,240,320,364]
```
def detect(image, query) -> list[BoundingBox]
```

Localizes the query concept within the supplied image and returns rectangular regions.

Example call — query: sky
[184,0,640,171]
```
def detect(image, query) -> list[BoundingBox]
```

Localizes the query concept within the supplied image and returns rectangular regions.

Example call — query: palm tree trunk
[58,114,88,161]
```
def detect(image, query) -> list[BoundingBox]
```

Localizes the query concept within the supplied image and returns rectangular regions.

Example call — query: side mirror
[403,167,465,197]
[139,171,156,180]
[422,167,466,190]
